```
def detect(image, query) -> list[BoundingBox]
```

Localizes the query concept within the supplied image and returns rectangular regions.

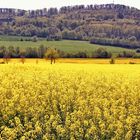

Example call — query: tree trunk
[51,58,53,64]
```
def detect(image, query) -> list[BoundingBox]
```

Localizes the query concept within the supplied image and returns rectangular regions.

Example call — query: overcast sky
[0,0,139,10]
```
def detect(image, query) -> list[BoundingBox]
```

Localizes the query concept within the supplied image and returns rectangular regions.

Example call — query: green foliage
[110,57,116,64]
[32,36,38,42]
[0,39,139,58]
[118,51,136,58]
[0,4,140,49]
[92,47,112,58]
[128,36,137,42]
[90,37,140,49]
[45,48,59,64]
[45,48,59,59]
[136,49,140,53]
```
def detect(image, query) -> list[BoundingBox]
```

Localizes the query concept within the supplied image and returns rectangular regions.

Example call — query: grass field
[0,39,137,55]
[0,63,139,139]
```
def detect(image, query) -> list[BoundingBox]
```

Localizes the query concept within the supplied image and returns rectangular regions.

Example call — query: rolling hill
[0,4,139,49]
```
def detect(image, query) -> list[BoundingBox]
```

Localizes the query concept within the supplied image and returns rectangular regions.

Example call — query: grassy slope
[0,40,136,55]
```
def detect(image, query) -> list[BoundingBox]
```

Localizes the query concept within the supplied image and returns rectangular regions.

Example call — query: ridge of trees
[0,4,139,18]
[0,4,140,49]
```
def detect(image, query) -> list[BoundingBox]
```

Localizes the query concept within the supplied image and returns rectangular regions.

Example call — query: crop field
[0,63,139,139]
[1,58,140,64]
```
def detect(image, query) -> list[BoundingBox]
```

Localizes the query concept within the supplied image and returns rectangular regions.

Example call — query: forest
[0,4,140,49]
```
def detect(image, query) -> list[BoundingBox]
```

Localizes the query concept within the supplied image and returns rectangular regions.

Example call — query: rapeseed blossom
[0,64,139,139]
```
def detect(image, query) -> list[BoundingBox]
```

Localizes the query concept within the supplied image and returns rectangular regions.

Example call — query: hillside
[0,38,139,58]
[0,39,135,53]
[0,4,140,49]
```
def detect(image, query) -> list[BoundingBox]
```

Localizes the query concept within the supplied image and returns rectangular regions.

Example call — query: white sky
[0,0,139,10]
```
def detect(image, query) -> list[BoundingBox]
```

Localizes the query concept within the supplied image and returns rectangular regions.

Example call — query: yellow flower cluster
[0,64,139,140]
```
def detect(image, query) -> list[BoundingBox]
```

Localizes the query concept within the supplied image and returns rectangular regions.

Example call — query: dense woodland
[0,4,140,49]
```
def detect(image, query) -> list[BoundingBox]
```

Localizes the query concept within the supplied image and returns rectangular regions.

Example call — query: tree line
[90,37,140,49]
[0,45,139,60]
[0,4,139,18]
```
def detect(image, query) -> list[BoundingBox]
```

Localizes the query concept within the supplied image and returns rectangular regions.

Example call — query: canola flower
[0,63,139,140]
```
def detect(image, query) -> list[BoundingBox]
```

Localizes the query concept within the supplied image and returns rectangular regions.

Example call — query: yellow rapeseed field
[0,63,139,140]
[1,58,140,64]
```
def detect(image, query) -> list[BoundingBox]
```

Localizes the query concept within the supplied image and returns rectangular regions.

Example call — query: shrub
[136,49,140,53]
[110,57,115,64]
[129,61,136,64]
[118,51,136,58]
[32,36,38,42]
[92,48,112,58]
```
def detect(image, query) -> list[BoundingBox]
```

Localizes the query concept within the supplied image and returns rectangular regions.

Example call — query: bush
[74,52,88,58]
[92,48,112,58]
[20,38,23,41]
[110,57,115,64]
[118,51,136,58]
[133,54,140,58]
[136,49,140,53]
[32,36,38,42]
[90,37,140,49]
[129,61,136,64]
[128,36,137,42]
